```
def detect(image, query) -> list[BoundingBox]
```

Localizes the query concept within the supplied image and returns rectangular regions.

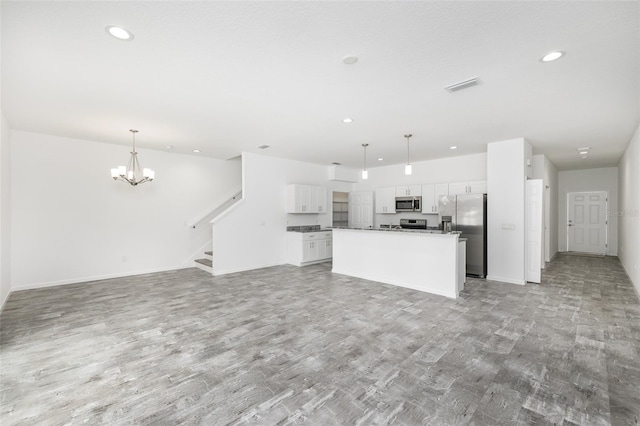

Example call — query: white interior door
[526,180,543,283]
[567,192,608,254]
[348,191,374,229]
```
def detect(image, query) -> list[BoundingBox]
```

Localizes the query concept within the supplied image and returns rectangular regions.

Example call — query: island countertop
[327,226,466,240]
[331,227,466,298]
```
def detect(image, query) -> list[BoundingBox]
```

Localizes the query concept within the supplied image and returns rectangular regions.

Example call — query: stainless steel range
[399,218,427,230]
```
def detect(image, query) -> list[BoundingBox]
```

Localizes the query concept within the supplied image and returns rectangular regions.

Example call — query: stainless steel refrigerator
[439,194,487,278]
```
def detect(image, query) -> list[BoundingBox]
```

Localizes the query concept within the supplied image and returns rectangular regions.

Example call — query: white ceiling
[2,1,639,171]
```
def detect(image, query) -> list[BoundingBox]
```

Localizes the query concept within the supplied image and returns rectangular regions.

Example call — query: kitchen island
[331,228,466,298]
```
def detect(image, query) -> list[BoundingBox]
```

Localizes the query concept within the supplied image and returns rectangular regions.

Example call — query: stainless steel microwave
[395,196,421,212]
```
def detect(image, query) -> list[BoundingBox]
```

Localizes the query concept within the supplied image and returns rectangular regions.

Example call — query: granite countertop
[286,225,333,233]
[328,226,463,236]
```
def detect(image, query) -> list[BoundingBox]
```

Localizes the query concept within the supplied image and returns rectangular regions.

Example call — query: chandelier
[110,129,155,186]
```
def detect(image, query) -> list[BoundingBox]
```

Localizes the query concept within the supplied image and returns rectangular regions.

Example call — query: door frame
[544,184,550,263]
[565,191,608,254]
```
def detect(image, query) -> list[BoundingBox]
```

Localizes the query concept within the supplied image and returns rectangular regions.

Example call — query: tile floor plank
[1,254,639,425]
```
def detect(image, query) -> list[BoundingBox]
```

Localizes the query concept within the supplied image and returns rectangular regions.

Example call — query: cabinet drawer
[303,231,332,240]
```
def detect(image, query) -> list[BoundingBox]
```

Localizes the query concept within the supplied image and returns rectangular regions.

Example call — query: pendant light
[110,129,155,186]
[404,134,413,175]
[361,143,369,180]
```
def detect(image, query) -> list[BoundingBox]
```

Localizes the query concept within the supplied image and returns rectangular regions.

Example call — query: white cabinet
[449,181,486,195]
[468,180,487,194]
[435,183,449,203]
[421,184,436,213]
[302,239,319,263]
[395,185,422,197]
[421,183,449,213]
[375,187,396,214]
[448,182,469,195]
[287,231,333,266]
[287,184,328,213]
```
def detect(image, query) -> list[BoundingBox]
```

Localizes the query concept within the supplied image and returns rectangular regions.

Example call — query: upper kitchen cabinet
[287,184,328,213]
[421,183,449,213]
[468,181,487,194]
[375,187,396,214]
[448,180,487,195]
[395,185,422,197]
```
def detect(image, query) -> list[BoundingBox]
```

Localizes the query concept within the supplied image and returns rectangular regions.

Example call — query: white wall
[544,157,559,261]
[353,153,487,227]
[211,152,353,275]
[10,131,241,290]
[618,124,639,295]
[487,138,532,285]
[558,167,619,255]
[532,154,559,262]
[0,112,11,309]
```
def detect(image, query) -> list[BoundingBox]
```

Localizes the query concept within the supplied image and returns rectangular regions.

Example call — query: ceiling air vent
[258,144,270,149]
[445,77,479,93]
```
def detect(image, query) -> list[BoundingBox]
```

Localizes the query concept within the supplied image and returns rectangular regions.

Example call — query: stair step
[204,251,212,256]
[204,251,213,261]
[195,258,212,267]
[194,258,213,274]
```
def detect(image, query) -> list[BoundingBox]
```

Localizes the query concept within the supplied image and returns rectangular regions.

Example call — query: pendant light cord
[362,143,368,171]
[130,129,138,153]
[404,134,412,165]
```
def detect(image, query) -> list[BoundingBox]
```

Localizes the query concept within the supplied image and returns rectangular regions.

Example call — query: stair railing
[189,190,243,228]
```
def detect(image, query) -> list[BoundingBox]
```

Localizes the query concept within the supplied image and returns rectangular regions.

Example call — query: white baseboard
[486,275,526,285]
[331,268,458,299]
[11,265,191,292]
[212,261,284,276]
[0,289,10,313]
[620,261,640,302]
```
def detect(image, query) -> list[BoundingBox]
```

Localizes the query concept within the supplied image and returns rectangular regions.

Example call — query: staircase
[190,190,243,275]
[194,251,213,273]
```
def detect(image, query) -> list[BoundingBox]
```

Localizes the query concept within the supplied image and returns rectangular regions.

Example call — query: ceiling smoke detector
[343,56,358,65]
[445,77,479,93]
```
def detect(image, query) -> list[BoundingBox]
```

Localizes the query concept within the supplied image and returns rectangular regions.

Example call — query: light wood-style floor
[1,254,639,425]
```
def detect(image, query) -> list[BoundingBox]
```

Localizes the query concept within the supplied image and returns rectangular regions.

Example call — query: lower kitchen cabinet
[287,231,333,266]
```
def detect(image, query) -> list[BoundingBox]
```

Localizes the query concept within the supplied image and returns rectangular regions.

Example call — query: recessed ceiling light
[193,149,200,153]
[450,146,458,150]
[342,118,353,123]
[579,151,589,155]
[343,56,358,65]
[377,158,383,161]
[105,25,134,41]
[540,50,565,63]
[581,155,588,159]
[577,147,590,151]
[258,145,270,149]
[166,145,173,150]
